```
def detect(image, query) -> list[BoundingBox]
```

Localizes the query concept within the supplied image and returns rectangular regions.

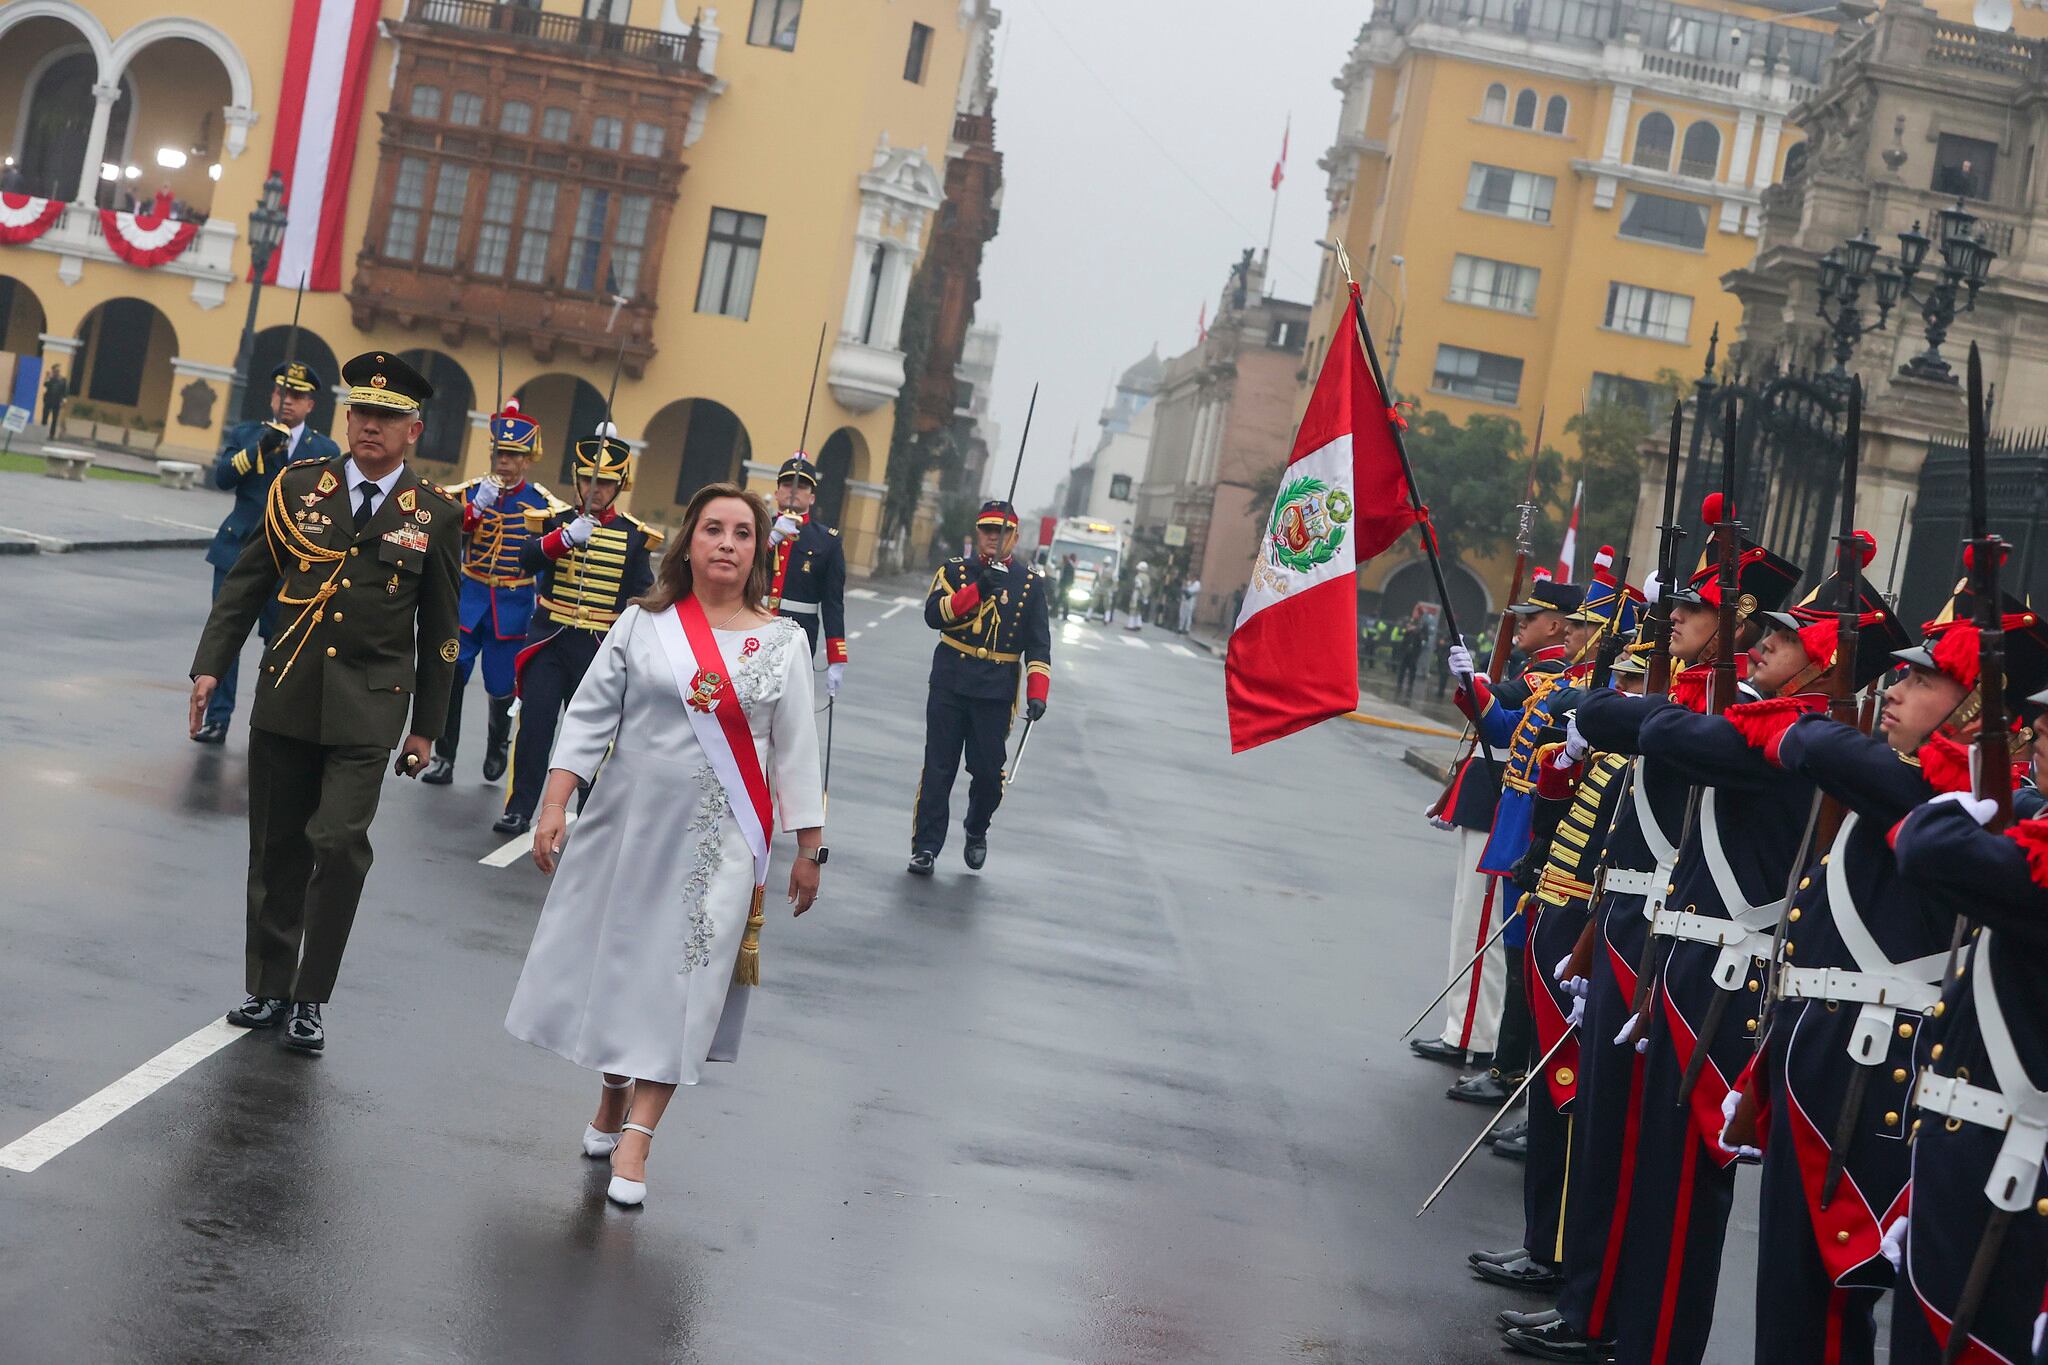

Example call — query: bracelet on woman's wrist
[540,803,567,814]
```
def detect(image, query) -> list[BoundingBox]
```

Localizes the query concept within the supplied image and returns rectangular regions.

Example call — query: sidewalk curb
[0,535,212,556]
[1403,745,1451,781]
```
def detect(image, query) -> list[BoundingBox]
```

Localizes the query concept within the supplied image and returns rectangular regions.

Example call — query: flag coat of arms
[1226,286,1420,751]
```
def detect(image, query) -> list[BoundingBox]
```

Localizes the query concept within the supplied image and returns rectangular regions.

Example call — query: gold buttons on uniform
[1799,877,1811,890]
[1788,909,1802,923]
[1893,1068,1909,1083]
[350,547,359,556]
[1898,1023,1914,1039]
[325,647,337,658]
[1745,1018,1758,1031]
[1835,1231,1850,1244]
[1784,943,1795,957]
[1667,883,1677,895]
[1748,980,1760,992]
[341,578,351,589]
[1931,1044,1944,1060]
[1821,854,1831,865]
[1885,1111,1900,1126]
[299,560,311,572]
[332,612,343,622]
[1932,1002,1946,1018]
[2037,1199,2048,1216]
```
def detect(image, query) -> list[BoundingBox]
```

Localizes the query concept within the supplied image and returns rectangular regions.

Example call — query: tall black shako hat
[976,499,1020,530]
[1506,577,1585,617]
[1896,577,2048,716]
[1759,529,1910,691]
[341,351,432,414]
[778,454,819,486]
[1665,493,1802,619]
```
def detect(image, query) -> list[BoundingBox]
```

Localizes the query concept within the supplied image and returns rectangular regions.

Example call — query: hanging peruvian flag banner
[267,0,384,290]
[0,192,65,246]
[98,192,199,267]
[1555,479,1582,583]
[1227,284,1422,752]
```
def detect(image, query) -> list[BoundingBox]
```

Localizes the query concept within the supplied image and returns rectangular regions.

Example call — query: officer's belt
[1910,929,2048,1211]
[537,595,619,630]
[1776,811,1947,1066]
[1651,790,1785,992]
[941,635,1019,664]
[464,566,536,588]
[1631,756,1683,921]
[1537,867,1597,904]
[1600,866,1661,897]
[774,599,820,615]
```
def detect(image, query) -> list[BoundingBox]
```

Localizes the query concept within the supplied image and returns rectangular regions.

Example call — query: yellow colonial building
[0,0,1001,572]
[1302,0,2045,617]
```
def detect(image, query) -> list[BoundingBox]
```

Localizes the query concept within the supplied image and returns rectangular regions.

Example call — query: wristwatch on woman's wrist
[798,846,829,865]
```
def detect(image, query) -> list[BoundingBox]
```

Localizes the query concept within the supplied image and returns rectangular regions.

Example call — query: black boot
[1411,1037,1490,1068]
[907,851,936,876]
[226,995,286,1028]
[963,838,988,870]
[1472,1254,1561,1292]
[1501,1315,1611,1361]
[494,810,531,836]
[420,756,455,785]
[482,694,514,782]
[283,1002,325,1054]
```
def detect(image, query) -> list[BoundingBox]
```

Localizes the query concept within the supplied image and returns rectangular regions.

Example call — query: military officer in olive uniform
[766,453,849,693]
[194,360,340,743]
[494,426,660,836]
[188,352,462,1053]
[908,499,1052,875]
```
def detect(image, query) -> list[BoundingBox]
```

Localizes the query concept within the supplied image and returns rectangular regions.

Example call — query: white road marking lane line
[480,809,576,867]
[1119,635,1152,649]
[893,595,921,607]
[847,587,879,600]
[866,620,881,629]
[849,630,863,640]
[882,601,909,619]
[0,1019,247,1173]
[1166,643,1195,658]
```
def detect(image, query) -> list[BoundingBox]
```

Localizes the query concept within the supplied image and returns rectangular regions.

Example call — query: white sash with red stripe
[649,597,773,888]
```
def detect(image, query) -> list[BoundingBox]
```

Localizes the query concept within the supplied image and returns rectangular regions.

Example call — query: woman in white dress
[505,482,826,1207]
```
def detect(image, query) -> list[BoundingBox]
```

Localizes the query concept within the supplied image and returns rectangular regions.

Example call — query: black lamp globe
[1897,220,1931,277]
[1844,227,1880,278]
[1817,249,1845,299]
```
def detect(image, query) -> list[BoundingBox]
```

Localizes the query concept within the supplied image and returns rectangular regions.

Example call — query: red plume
[1852,530,1876,567]
[1702,492,1729,526]
[1963,542,2012,572]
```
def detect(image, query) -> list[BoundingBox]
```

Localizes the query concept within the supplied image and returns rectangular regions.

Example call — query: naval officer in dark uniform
[766,453,849,693]
[188,351,462,1053]
[908,499,1052,875]
[194,360,339,743]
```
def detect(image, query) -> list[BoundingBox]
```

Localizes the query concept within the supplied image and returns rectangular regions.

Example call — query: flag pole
[1338,251,1463,647]
[1262,115,1287,287]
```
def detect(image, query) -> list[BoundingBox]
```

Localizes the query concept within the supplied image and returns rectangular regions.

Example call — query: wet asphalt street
[0,549,1763,1363]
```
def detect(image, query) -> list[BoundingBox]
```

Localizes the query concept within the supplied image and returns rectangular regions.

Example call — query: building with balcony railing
[0,0,1003,575]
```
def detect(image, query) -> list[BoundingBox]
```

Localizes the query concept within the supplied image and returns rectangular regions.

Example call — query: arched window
[19,55,133,203]
[1482,83,1507,123]
[1544,95,1568,135]
[1782,141,1809,181]
[1632,112,1675,171]
[1680,121,1721,179]
[1513,89,1538,129]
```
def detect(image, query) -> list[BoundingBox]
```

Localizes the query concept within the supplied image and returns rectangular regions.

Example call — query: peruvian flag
[1271,116,1290,191]
[1227,285,1422,752]
[98,191,199,267]
[1555,479,1582,583]
[266,0,383,290]
[0,192,65,246]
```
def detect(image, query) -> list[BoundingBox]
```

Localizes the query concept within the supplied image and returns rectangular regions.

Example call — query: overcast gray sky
[975,0,1364,513]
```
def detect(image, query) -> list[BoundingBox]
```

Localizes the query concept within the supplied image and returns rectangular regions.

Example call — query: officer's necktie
[353,480,378,532]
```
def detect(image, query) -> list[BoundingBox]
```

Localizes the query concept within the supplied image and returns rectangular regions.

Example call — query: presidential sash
[649,596,774,986]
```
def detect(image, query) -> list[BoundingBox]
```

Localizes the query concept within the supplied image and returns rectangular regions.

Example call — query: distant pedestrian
[1394,629,1423,695]
[41,364,67,438]
[1179,576,1201,634]
[506,484,826,1210]
[1056,553,1077,621]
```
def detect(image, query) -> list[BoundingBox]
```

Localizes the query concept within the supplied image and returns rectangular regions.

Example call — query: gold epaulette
[828,526,840,537]
[531,482,572,514]
[421,481,461,507]
[285,454,330,470]
[624,515,665,548]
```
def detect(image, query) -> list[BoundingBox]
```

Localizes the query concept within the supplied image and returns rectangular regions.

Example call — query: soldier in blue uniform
[422,400,559,785]
[766,454,848,692]
[908,500,1052,876]
[493,428,661,836]
[193,360,339,743]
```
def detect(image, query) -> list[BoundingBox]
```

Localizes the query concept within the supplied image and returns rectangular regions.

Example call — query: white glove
[1428,814,1455,831]
[1554,954,1573,984]
[826,662,844,696]
[1881,1216,1908,1271]
[770,512,802,546]
[1718,1089,1763,1160]
[563,515,596,547]
[1567,994,1586,1030]
[1643,571,1663,605]
[1928,789,1999,826]
[472,479,501,511]
[1447,643,1475,681]
[1563,713,1592,764]
[2034,1308,2045,1356]
[1616,1012,1649,1051]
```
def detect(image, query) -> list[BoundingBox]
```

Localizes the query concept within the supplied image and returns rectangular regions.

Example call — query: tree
[1398,409,1566,570]
[1564,402,1652,568]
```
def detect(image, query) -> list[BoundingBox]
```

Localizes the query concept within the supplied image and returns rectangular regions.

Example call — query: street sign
[2,406,28,434]
[1163,524,1188,547]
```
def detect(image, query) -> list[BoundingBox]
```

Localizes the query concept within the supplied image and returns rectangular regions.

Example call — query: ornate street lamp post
[225,171,290,425]
[1814,228,1903,382]
[1897,198,1996,383]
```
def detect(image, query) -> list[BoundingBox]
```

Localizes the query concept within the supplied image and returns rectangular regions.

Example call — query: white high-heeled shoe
[607,1123,657,1207]
[583,1077,634,1158]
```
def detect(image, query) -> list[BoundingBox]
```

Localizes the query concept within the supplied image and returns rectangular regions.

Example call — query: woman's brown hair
[634,482,775,613]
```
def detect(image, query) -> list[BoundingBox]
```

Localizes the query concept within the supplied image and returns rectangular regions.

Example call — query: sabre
[1003,716,1035,788]
[821,694,835,815]
[797,320,827,459]
[579,329,632,520]
[1396,897,1525,1041]
[1006,382,1040,508]
[1416,1027,1576,1218]
[259,273,310,453]
[494,311,505,414]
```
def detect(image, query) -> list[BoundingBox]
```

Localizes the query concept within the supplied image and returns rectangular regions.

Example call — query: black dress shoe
[420,756,455,785]
[963,839,987,870]
[493,811,531,836]
[1502,1314,1612,1361]
[1468,1246,1527,1268]
[1492,1131,1529,1160]
[1473,1255,1562,1292]
[1448,1069,1522,1104]
[1411,1037,1490,1068]
[283,1003,324,1053]
[226,996,286,1028]
[1497,1307,1562,1331]
[192,721,229,745]
[907,851,936,876]
[482,743,510,783]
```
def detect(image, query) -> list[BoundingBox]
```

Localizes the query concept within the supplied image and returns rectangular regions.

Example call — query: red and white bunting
[0,192,65,246]
[98,194,199,268]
